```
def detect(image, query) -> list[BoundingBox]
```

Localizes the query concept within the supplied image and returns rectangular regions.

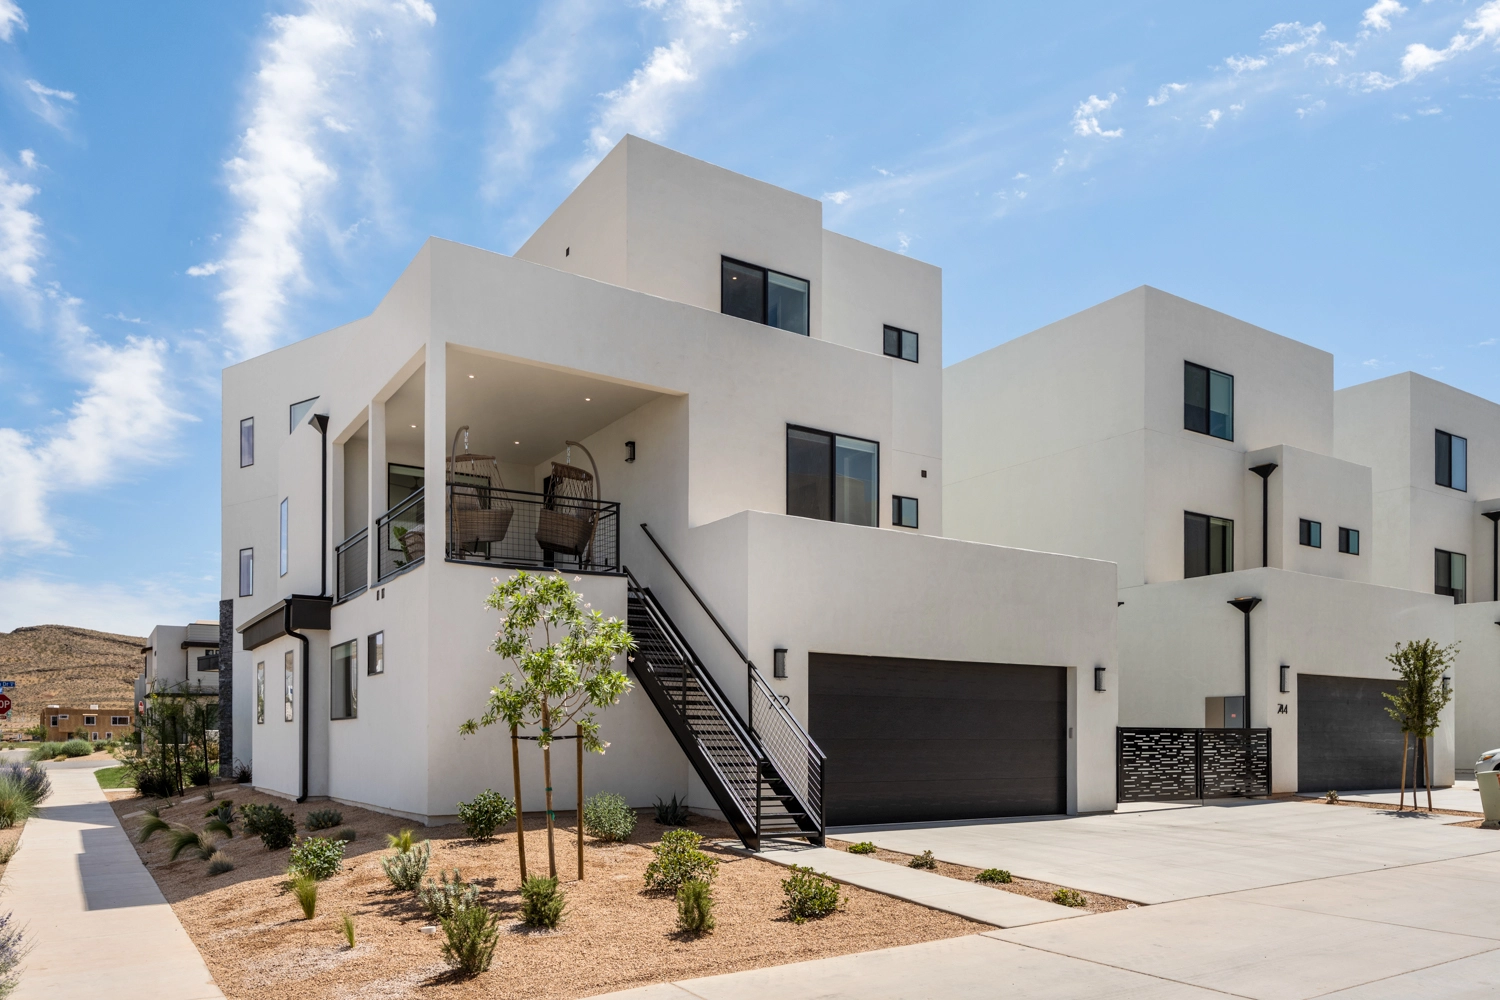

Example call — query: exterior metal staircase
[625,532,825,851]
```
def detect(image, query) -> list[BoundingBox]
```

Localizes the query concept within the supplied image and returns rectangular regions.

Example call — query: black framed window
[1339,527,1360,555]
[1436,430,1468,491]
[883,326,919,363]
[892,495,918,528]
[368,631,385,675]
[289,396,319,432]
[786,426,879,527]
[1436,549,1466,604]
[238,547,253,597]
[1184,512,1233,578]
[1299,519,1321,548]
[1184,361,1233,440]
[721,257,809,335]
[331,639,357,719]
[240,417,254,467]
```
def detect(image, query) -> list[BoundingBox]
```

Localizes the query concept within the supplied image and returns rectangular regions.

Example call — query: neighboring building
[135,621,223,710]
[945,286,1460,794]
[222,135,1120,838]
[42,705,134,742]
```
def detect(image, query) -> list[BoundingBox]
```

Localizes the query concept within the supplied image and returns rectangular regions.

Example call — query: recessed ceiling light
[410,424,417,429]
[468,374,474,379]
[584,397,591,401]
[514,441,520,445]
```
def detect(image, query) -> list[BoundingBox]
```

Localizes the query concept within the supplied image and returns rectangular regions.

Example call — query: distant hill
[0,625,143,735]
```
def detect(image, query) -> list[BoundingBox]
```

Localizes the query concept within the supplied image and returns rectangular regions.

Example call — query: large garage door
[1298,673,1406,792]
[808,653,1066,826]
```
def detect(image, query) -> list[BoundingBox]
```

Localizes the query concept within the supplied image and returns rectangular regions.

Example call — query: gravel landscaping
[113,788,986,999]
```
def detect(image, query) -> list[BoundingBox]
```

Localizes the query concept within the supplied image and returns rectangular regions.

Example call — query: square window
[239,548,254,598]
[240,417,254,467]
[368,631,385,675]
[84,715,96,726]
[883,326,919,363]
[1184,362,1234,441]
[1436,549,1466,604]
[1436,430,1468,491]
[1339,527,1360,555]
[331,640,358,720]
[284,650,295,722]
[721,257,809,335]
[104,733,111,740]
[787,426,880,527]
[1185,512,1234,578]
[1299,519,1322,548]
[892,495,919,528]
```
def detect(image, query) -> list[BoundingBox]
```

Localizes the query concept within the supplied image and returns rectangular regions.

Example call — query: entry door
[808,653,1067,826]
[1297,673,1406,792]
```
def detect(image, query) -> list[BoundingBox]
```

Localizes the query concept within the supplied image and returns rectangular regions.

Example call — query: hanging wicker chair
[448,426,513,556]
[536,440,600,565]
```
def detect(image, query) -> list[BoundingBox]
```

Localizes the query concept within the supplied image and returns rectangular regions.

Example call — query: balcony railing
[376,488,426,583]
[335,526,369,601]
[446,483,621,574]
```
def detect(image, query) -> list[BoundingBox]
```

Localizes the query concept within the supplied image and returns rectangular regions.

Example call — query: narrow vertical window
[1185,512,1234,578]
[279,498,289,577]
[1436,430,1467,491]
[1436,549,1466,603]
[721,258,766,324]
[368,631,385,675]
[1299,519,1322,548]
[834,436,879,526]
[892,495,919,528]
[255,662,265,724]
[283,650,295,722]
[239,548,254,597]
[240,417,254,467]
[787,428,833,521]
[1339,527,1360,555]
[883,326,919,363]
[331,640,357,720]
[766,272,810,335]
[1184,362,1233,440]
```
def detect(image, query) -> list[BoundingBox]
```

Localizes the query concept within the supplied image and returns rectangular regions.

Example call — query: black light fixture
[1228,597,1262,729]
[773,648,787,679]
[1250,463,1278,568]
[625,440,636,463]
[1280,664,1290,694]
[1094,666,1106,692]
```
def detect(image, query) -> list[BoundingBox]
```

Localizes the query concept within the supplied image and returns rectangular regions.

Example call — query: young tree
[1383,639,1456,812]
[460,571,633,880]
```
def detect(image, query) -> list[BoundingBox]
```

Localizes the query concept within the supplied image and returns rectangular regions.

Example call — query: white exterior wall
[1245,445,1373,582]
[1454,602,1500,772]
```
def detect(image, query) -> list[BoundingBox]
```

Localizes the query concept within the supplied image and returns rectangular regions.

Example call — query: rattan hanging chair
[536,440,601,565]
[448,426,513,555]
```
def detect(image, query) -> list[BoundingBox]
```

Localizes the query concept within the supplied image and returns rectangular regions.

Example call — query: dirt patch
[1303,796,1481,819]
[113,790,985,999]
[0,822,23,877]
[825,839,1138,913]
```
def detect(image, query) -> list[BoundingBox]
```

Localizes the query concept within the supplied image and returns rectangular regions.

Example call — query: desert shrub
[137,815,170,843]
[340,913,356,949]
[207,853,235,876]
[386,828,417,852]
[304,808,343,832]
[908,850,937,870]
[0,763,50,806]
[654,794,690,826]
[25,742,61,762]
[292,873,318,919]
[205,801,234,822]
[0,911,24,995]
[336,827,357,843]
[781,865,841,923]
[1052,888,1087,908]
[456,789,514,843]
[233,760,253,784]
[187,765,212,787]
[0,776,36,830]
[1325,789,1340,803]
[676,879,715,934]
[584,792,636,842]
[289,837,346,881]
[167,828,217,863]
[644,829,718,891]
[134,767,176,798]
[520,875,566,929]
[242,803,296,851]
[59,739,92,758]
[381,840,430,891]
[203,788,215,801]
[976,868,1012,884]
[419,869,479,920]
[846,841,877,855]
[441,903,499,977]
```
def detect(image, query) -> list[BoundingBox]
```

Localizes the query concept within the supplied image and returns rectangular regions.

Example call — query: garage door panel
[1298,673,1407,792]
[817,702,1067,741]
[819,738,1067,781]
[829,778,1065,825]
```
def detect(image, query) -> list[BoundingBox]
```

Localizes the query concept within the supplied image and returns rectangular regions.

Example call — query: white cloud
[1416,105,1443,115]
[823,190,849,205]
[1478,338,1497,347]
[0,0,24,43]
[1362,0,1407,33]
[1202,108,1223,128]
[0,574,215,635]
[582,0,749,170]
[25,79,73,102]
[1363,357,1382,367]
[1012,172,1029,180]
[105,312,142,323]
[1263,21,1325,56]
[18,149,34,169]
[1147,82,1186,107]
[1072,93,1123,138]
[1226,54,1269,73]
[23,78,77,131]
[1390,1,1500,84]
[1297,99,1327,117]
[0,163,41,318]
[199,0,437,359]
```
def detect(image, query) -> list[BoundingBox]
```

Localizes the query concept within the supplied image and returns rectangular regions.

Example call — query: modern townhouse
[944,286,1459,796]
[137,620,223,709]
[220,136,1120,844]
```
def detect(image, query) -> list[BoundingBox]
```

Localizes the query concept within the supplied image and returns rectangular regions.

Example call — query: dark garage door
[808,653,1066,826]
[1298,673,1406,792]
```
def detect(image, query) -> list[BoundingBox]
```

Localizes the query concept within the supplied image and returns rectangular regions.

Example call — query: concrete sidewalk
[3,764,223,1000]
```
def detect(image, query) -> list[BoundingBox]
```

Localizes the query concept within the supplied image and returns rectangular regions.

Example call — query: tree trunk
[541,698,557,878]
[1425,735,1434,812]
[510,723,526,882]
[1399,732,1409,811]
[577,722,584,882]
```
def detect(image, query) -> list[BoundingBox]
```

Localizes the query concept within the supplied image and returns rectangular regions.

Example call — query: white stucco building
[136,620,223,709]
[945,286,1477,794]
[221,136,1120,840]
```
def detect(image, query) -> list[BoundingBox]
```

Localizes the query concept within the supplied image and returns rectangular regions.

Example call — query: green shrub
[340,913,356,949]
[292,873,318,919]
[167,828,217,862]
[441,903,499,977]
[289,837,346,881]
[304,808,343,832]
[380,841,430,891]
[138,815,170,843]
[335,827,357,843]
[242,803,296,851]
[1325,789,1340,804]
[976,868,1012,884]
[187,765,212,787]
[584,792,637,842]
[386,828,417,852]
[457,789,515,843]
[1052,887,1087,908]
[676,878,715,934]
[0,842,17,865]
[26,742,62,762]
[0,763,50,806]
[207,852,235,876]
[908,850,937,870]
[0,775,37,830]
[59,739,92,758]
[846,841,877,855]
[781,864,841,923]
[654,794,690,826]
[643,829,718,891]
[205,801,235,822]
[520,875,566,929]
[420,869,479,920]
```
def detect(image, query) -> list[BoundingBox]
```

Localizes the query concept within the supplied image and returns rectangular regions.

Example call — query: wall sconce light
[1094,666,1106,692]
[1280,664,1290,694]
[1443,675,1451,698]
[773,648,787,679]
[625,440,636,463]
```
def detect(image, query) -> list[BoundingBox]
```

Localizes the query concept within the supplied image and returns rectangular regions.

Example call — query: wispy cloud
[1147,83,1186,107]
[0,0,24,43]
[1225,54,1269,74]
[0,160,42,318]
[1072,93,1122,138]
[0,573,215,635]
[823,190,849,205]
[1362,0,1407,34]
[191,0,438,360]
[23,78,77,131]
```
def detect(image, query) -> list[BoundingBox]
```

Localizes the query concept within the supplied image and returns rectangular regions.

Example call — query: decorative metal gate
[1117,727,1272,803]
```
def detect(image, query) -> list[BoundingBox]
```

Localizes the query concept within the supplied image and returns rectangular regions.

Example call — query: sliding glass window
[1184,511,1234,578]
[1184,361,1234,440]
[786,426,879,527]
[1436,430,1468,491]
[1436,548,1466,604]
[721,257,809,335]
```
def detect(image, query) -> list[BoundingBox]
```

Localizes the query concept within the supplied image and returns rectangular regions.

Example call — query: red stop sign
[0,694,12,715]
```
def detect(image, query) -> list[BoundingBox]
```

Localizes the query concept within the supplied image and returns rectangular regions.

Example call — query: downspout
[1250,464,1277,568]
[286,603,311,803]
[1484,511,1500,601]
[313,414,330,597]
[1228,597,1262,728]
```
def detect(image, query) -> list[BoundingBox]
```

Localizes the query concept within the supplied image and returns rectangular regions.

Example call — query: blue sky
[0,0,1497,634]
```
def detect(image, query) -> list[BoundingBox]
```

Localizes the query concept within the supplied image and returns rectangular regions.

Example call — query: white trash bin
[1478,771,1500,829]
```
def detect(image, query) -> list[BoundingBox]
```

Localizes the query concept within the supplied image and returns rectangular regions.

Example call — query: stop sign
[0,694,12,715]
